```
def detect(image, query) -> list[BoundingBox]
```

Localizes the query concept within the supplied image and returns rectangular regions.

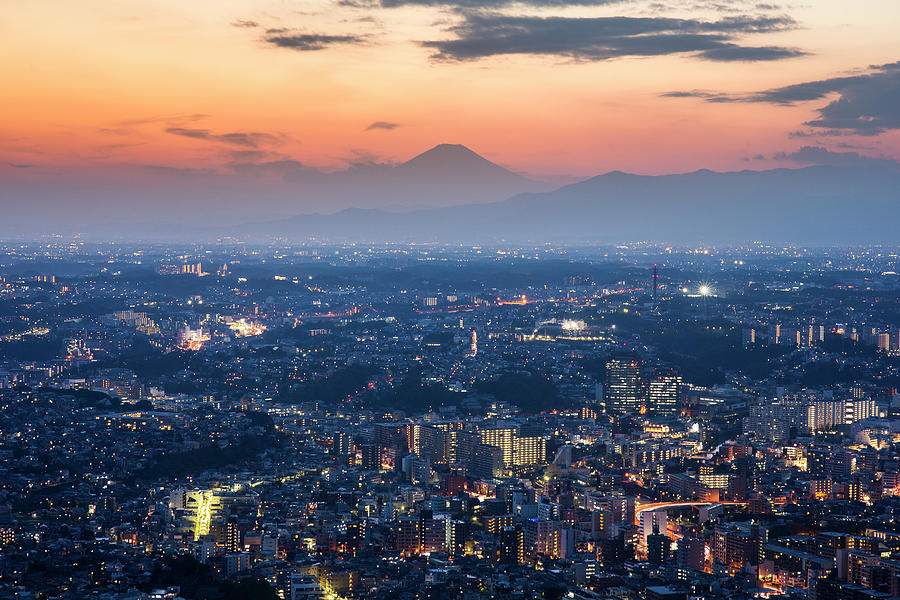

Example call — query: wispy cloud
[114,114,209,127]
[228,159,316,178]
[772,145,900,169]
[165,127,280,148]
[365,121,400,131]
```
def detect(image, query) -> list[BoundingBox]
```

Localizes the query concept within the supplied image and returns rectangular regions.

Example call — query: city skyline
[2,242,900,600]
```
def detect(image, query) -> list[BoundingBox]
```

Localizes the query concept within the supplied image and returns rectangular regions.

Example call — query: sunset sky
[2,0,900,225]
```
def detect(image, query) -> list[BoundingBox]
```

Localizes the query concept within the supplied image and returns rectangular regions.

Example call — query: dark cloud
[667,61,900,135]
[365,121,400,131]
[229,149,272,161]
[697,43,805,61]
[231,19,259,28]
[421,13,802,62]
[263,31,366,51]
[6,163,34,168]
[380,0,624,6]
[165,127,279,148]
[787,129,850,138]
[773,145,900,169]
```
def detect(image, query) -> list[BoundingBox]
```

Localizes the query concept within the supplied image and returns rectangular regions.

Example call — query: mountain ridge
[235,162,900,244]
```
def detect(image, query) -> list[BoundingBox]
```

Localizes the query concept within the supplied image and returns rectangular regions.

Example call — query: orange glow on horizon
[1,0,899,185]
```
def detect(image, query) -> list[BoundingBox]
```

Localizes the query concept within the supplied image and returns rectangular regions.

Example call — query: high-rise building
[403,423,422,455]
[639,510,667,545]
[647,529,671,564]
[742,328,757,346]
[810,399,844,431]
[360,444,382,470]
[373,423,403,448]
[397,516,420,554]
[744,401,802,443]
[333,431,353,465]
[713,524,756,573]
[401,454,431,484]
[475,425,546,469]
[420,510,450,553]
[846,397,877,424]
[514,436,546,467]
[471,444,504,478]
[447,429,478,466]
[524,519,560,561]
[676,536,705,571]
[498,526,525,564]
[647,368,681,416]
[605,353,644,414]
[808,324,825,346]
[478,426,518,466]
[224,552,249,576]
[226,515,241,553]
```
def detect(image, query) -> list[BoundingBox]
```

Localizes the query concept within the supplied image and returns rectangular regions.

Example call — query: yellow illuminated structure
[227,318,266,338]
[479,427,517,466]
[195,491,213,539]
[478,426,546,468]
[170,488,259,541]
[524,319,608,342]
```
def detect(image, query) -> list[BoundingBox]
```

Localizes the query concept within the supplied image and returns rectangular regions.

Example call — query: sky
[1,0,900,226]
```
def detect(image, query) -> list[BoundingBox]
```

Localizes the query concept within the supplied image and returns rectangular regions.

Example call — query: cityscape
[3,0,900,599]
[1,243,900,600]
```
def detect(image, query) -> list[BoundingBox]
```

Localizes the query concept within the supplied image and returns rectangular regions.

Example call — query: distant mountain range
[263,143,554,211]
[236,147,900,245]
[5,142,899,244]
[0,143,552,235]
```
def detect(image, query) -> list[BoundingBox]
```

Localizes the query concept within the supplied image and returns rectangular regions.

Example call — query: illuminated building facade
[647,368,682,416]
[606,353,644,414]
[478,426,517,466]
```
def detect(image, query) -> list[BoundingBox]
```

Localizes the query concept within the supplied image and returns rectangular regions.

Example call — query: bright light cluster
[228,318,266,338]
